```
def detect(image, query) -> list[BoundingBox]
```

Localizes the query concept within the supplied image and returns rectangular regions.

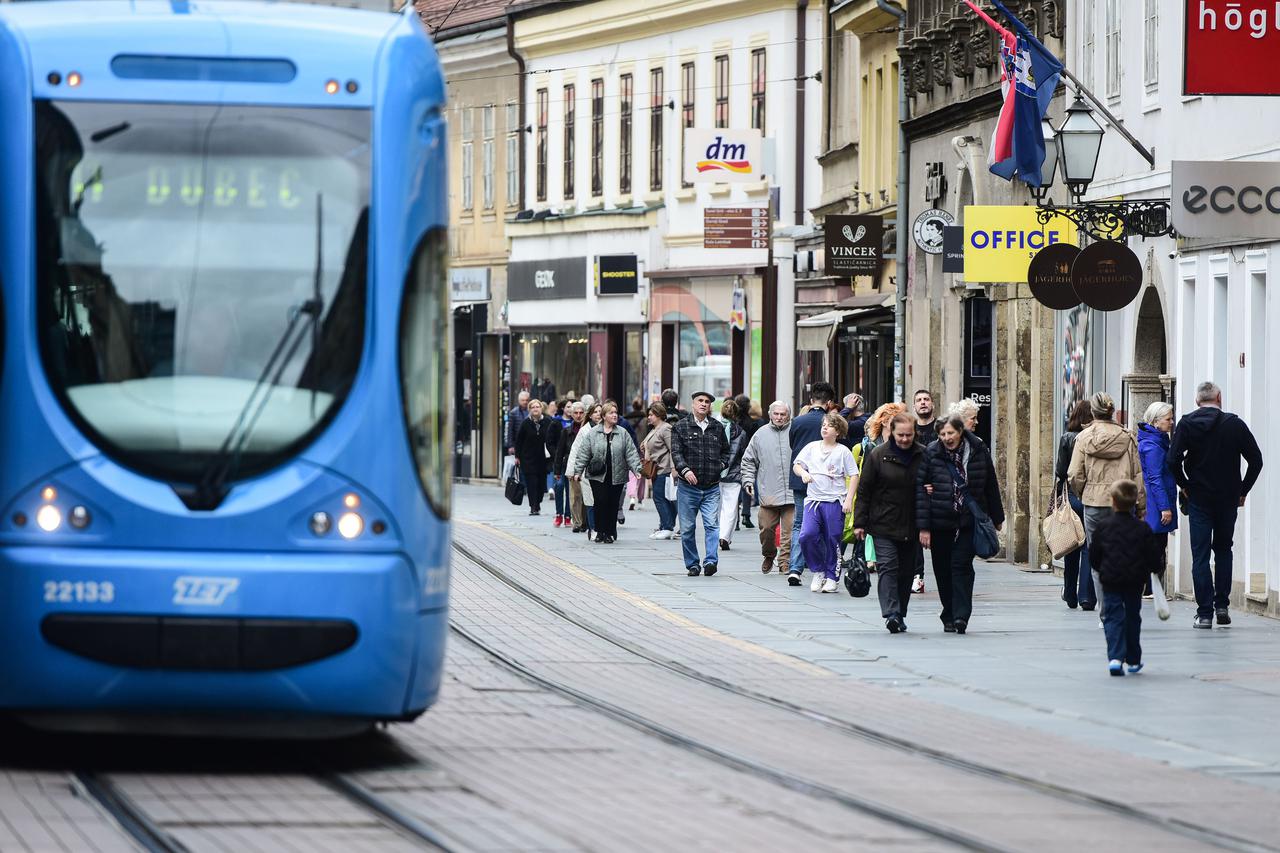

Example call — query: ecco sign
[962,206,1078,283]
[1185,1,1280,95]
[684,129,763,184]
[1172,160,1280,239]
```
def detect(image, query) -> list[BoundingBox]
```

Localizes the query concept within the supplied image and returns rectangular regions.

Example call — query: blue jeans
[1102,590,1142,664]
[652,474,676,531]
[1188,500,1238,618]
[788,488,809,574]
[554,476,568,517]
[677,483,720,569]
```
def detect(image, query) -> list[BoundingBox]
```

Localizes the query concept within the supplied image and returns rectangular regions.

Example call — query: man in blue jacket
[1168,381,1263,629]
[786,382,842,585]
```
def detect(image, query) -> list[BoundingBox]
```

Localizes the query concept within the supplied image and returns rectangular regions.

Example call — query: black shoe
[787,573,802,587]
[704,563,718,577]
[687,566,702,577]
[1193,616,1213,629]
[618,517,625,525]
[1062,591,1078,610]
[529,509,540,516]
[943,622,957,633]
[719,539,730,550]
[886,616,904,634]
[742,518,755,529]
[1216,608,1232,626]
[1080,604,1095,612]
[571,526,583,533]
[952,619,967,635]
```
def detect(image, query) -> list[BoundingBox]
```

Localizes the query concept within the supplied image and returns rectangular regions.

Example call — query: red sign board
[1185,1,1280,95]
[704,206,770,249]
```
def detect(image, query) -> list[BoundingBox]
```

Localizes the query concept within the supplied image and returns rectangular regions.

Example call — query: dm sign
[825,214,884,277]
[962,206,1078,283]
[684,129,763,184]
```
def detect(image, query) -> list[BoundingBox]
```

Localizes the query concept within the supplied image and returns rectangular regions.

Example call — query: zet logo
[696,135,753,175]
[173,576,240,606]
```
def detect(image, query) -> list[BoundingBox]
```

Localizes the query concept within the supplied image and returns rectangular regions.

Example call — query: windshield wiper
[186,194,325,509]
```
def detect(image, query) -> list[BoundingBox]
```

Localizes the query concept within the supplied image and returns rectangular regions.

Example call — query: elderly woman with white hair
[1137,400,1177,594]
[947,398,981,434]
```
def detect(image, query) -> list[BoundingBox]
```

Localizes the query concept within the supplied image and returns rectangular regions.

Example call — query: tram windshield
[34,101,370,482]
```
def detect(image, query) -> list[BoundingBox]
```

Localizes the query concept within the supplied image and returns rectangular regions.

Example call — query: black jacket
[721,419,747,482]
[515,416,558,474]
[853,440,926,541]
[670,415,731,487]
[915,433,1005,532]
[553,422,581,477]
[1054,429,1080,487]
[1090,511,1161,593]
[1168,406,1263,504]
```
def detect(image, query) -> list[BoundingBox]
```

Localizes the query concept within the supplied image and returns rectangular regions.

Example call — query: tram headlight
[36,505,62,532]
[325,79,340,95]
[309,511,332,536]
[337,512,364,539]
[67,71,82,88]
[68,506,91,530]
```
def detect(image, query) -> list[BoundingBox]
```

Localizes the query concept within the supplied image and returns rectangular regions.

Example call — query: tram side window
[400,228,452,518]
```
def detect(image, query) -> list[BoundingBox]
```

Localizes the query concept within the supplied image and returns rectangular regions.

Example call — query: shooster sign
[962,206,1078,283]
[1185,1,1280,95]
[684,129,763,184]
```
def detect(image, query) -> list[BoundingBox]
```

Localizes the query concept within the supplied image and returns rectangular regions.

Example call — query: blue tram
[0,1,451,735]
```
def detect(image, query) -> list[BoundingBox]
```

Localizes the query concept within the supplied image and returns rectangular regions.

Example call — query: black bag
[504,470,525,505]
[843,551,871,598]
[946,457,1000,559]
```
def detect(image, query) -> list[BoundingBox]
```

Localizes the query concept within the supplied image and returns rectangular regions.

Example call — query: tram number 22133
[44,580,115,603]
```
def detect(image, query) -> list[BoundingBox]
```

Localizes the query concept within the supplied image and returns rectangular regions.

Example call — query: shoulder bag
[1041,481,1086,559]
[641,457,660,480]
[946,456,1000,560]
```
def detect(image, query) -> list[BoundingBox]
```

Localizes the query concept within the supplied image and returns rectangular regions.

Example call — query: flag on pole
[965,1,1064,187]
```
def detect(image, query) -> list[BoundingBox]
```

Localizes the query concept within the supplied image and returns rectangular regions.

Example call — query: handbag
[642,458,660,479]
[1042,482,1086,559]
[843,550,871,598]
[945,457,1000,559]
[1150,573,1171,621]
[504,470,525,506]
[665,472,679,501]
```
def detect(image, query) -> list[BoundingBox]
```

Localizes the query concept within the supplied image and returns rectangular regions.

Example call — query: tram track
[74,768,459,852]
[452,540,1278,853]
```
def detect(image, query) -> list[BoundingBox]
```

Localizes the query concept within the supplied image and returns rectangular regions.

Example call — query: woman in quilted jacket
[1137,401,1177,596]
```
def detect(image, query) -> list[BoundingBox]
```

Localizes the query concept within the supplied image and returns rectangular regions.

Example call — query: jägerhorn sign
[1172,160,1280,239]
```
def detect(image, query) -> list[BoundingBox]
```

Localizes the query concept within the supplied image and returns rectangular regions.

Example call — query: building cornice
[832,0,902,35]
[902,87,1003,141]
[439,27,519,77]
[506,206,662,236]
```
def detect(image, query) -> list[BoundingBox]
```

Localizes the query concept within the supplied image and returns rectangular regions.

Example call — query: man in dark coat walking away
[854,414,926,634]
[1168,381,1263,629]
[514,399,558,516]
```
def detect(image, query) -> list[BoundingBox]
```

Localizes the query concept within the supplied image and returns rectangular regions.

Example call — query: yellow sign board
[962,206,1078,283]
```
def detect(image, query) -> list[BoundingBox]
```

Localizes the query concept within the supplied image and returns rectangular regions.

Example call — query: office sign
[684,129,763,184]
[1171,160,1280,239]
[942,226,965,273]
[1027,243,1082,310]
[596,254,639,295]
[825,214,884,276]
[1185,1,1280,95]
[913,208,954,255]
[704,207,770,249]
[508,257,587,301]
[450,267,490,303]
[1071,241,1143,312]
[962,205,1077,283]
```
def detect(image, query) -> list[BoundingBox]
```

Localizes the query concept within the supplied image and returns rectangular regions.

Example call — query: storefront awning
[795,308,872,351]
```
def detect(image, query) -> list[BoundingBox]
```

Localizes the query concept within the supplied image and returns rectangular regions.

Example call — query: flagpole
[1056,68,1156,168]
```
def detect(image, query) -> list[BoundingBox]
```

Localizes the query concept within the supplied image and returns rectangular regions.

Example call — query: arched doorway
[1123,286,1171,426]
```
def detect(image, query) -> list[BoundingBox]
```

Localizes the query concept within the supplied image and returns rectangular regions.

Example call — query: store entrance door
[963,296,993,447]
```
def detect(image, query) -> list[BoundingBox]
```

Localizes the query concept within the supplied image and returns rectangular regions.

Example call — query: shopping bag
[500,455,516,484]
[626,473,639,498]
[504,470,525,506]
[1042,483,1086,559]
[665,474,678,502]
[843,551,871,598]
[1151,573,1171,621]
[841,507,858,545]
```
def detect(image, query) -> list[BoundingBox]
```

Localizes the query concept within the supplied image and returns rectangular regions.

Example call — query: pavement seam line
[457,520,830,677]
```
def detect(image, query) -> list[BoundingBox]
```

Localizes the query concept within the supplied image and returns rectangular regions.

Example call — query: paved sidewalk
[460,483,1280,791]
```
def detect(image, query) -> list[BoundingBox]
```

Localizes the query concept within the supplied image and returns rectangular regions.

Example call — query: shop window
[515,331,588,403]
[649,68,664,191]
[620,73,633,195]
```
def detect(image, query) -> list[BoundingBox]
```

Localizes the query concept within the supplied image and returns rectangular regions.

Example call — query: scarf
[946,444,967,514]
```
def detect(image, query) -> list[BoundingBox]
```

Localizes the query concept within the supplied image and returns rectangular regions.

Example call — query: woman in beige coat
[1068,391,1146,546]
[642,402,676,539]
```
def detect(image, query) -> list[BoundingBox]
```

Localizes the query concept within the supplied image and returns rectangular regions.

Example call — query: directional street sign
[704,206,770,249]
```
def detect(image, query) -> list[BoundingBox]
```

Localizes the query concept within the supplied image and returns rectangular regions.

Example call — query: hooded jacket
[1067,420,1145,514]
[853,440,926,541]
[739,419,794,507]
[1167,405,1263,505]
[1137,423,1178,533]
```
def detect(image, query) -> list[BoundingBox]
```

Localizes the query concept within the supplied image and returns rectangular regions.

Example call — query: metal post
[877,0,907,403]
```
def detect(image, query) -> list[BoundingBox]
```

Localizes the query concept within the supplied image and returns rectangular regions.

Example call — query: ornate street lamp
[1056,94,1104,203]
[1028,118,1058,204]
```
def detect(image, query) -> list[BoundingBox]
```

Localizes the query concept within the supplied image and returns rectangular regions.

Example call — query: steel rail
[74,771,189,853]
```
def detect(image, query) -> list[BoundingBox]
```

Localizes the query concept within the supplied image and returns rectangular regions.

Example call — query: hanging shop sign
[1171,160,1280,239]
[824,214,884,276]
[596,254,639,295]
[1184,1,1280,96]
[912,208,954,255]
[1028,243,1082,310]
[508,257,587,301]
[962,205,1077,283]
[1070,241,1143,312]
[942,226,965,273]
[704,207,770,248]
[450,267,491,304]
[684,129,764,184]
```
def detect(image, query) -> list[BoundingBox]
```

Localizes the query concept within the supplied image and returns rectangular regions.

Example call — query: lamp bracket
[1036,199,1176,241]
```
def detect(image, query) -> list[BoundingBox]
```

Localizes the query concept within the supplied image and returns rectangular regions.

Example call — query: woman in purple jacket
[1137,401,1178,595]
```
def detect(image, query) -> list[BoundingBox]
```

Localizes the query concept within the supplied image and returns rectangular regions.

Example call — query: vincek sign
[1185,1,1280,95]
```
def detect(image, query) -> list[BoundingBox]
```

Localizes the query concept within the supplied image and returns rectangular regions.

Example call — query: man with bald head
[739,401,795,574]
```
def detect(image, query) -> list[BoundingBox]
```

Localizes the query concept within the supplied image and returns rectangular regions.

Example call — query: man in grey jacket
[740,401,795,574]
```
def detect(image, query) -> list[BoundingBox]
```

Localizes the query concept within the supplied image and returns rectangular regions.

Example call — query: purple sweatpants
[798,500,844,580]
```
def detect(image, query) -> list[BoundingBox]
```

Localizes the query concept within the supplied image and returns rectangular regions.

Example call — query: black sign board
[1071,241,1142,312]
[597,255,639,295]
[942,225,965,273]
[508,257,587,301]
[825,214,883,276]
[1028,243,1083,310]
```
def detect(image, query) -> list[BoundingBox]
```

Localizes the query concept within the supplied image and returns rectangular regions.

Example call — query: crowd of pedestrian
[501,377,1262,676]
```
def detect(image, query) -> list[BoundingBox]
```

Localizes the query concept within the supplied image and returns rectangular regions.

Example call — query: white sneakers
[628,498,637,510]
[821,578,839,593]
[810,573,824,592]
[649,529,674,540]
[911,576,925,594]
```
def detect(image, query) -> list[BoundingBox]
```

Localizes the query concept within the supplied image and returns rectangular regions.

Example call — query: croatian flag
[965,1,1064,187]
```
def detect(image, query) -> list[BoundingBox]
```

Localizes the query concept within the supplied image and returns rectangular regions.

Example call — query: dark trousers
[914,542,926,579]
[1102,589,1142,664]
[930,524,976,626]
[1063,493,1095,608]
[1143,532,1168,596]
[876,537,914,620]
[522,466,546,511]
[590,480,624,540]
[1188,501,1238,618]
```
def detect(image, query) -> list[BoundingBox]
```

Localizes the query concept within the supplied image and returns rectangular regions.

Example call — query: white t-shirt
[795,441,858,503]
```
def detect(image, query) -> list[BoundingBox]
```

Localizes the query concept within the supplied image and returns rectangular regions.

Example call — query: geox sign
[684,129,763,184]
[825,215,884,276]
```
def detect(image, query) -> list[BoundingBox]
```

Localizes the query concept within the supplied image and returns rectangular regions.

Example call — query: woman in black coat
[1055,400,1095,610]
[514,399,557,516]
[916,416,1005,634]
